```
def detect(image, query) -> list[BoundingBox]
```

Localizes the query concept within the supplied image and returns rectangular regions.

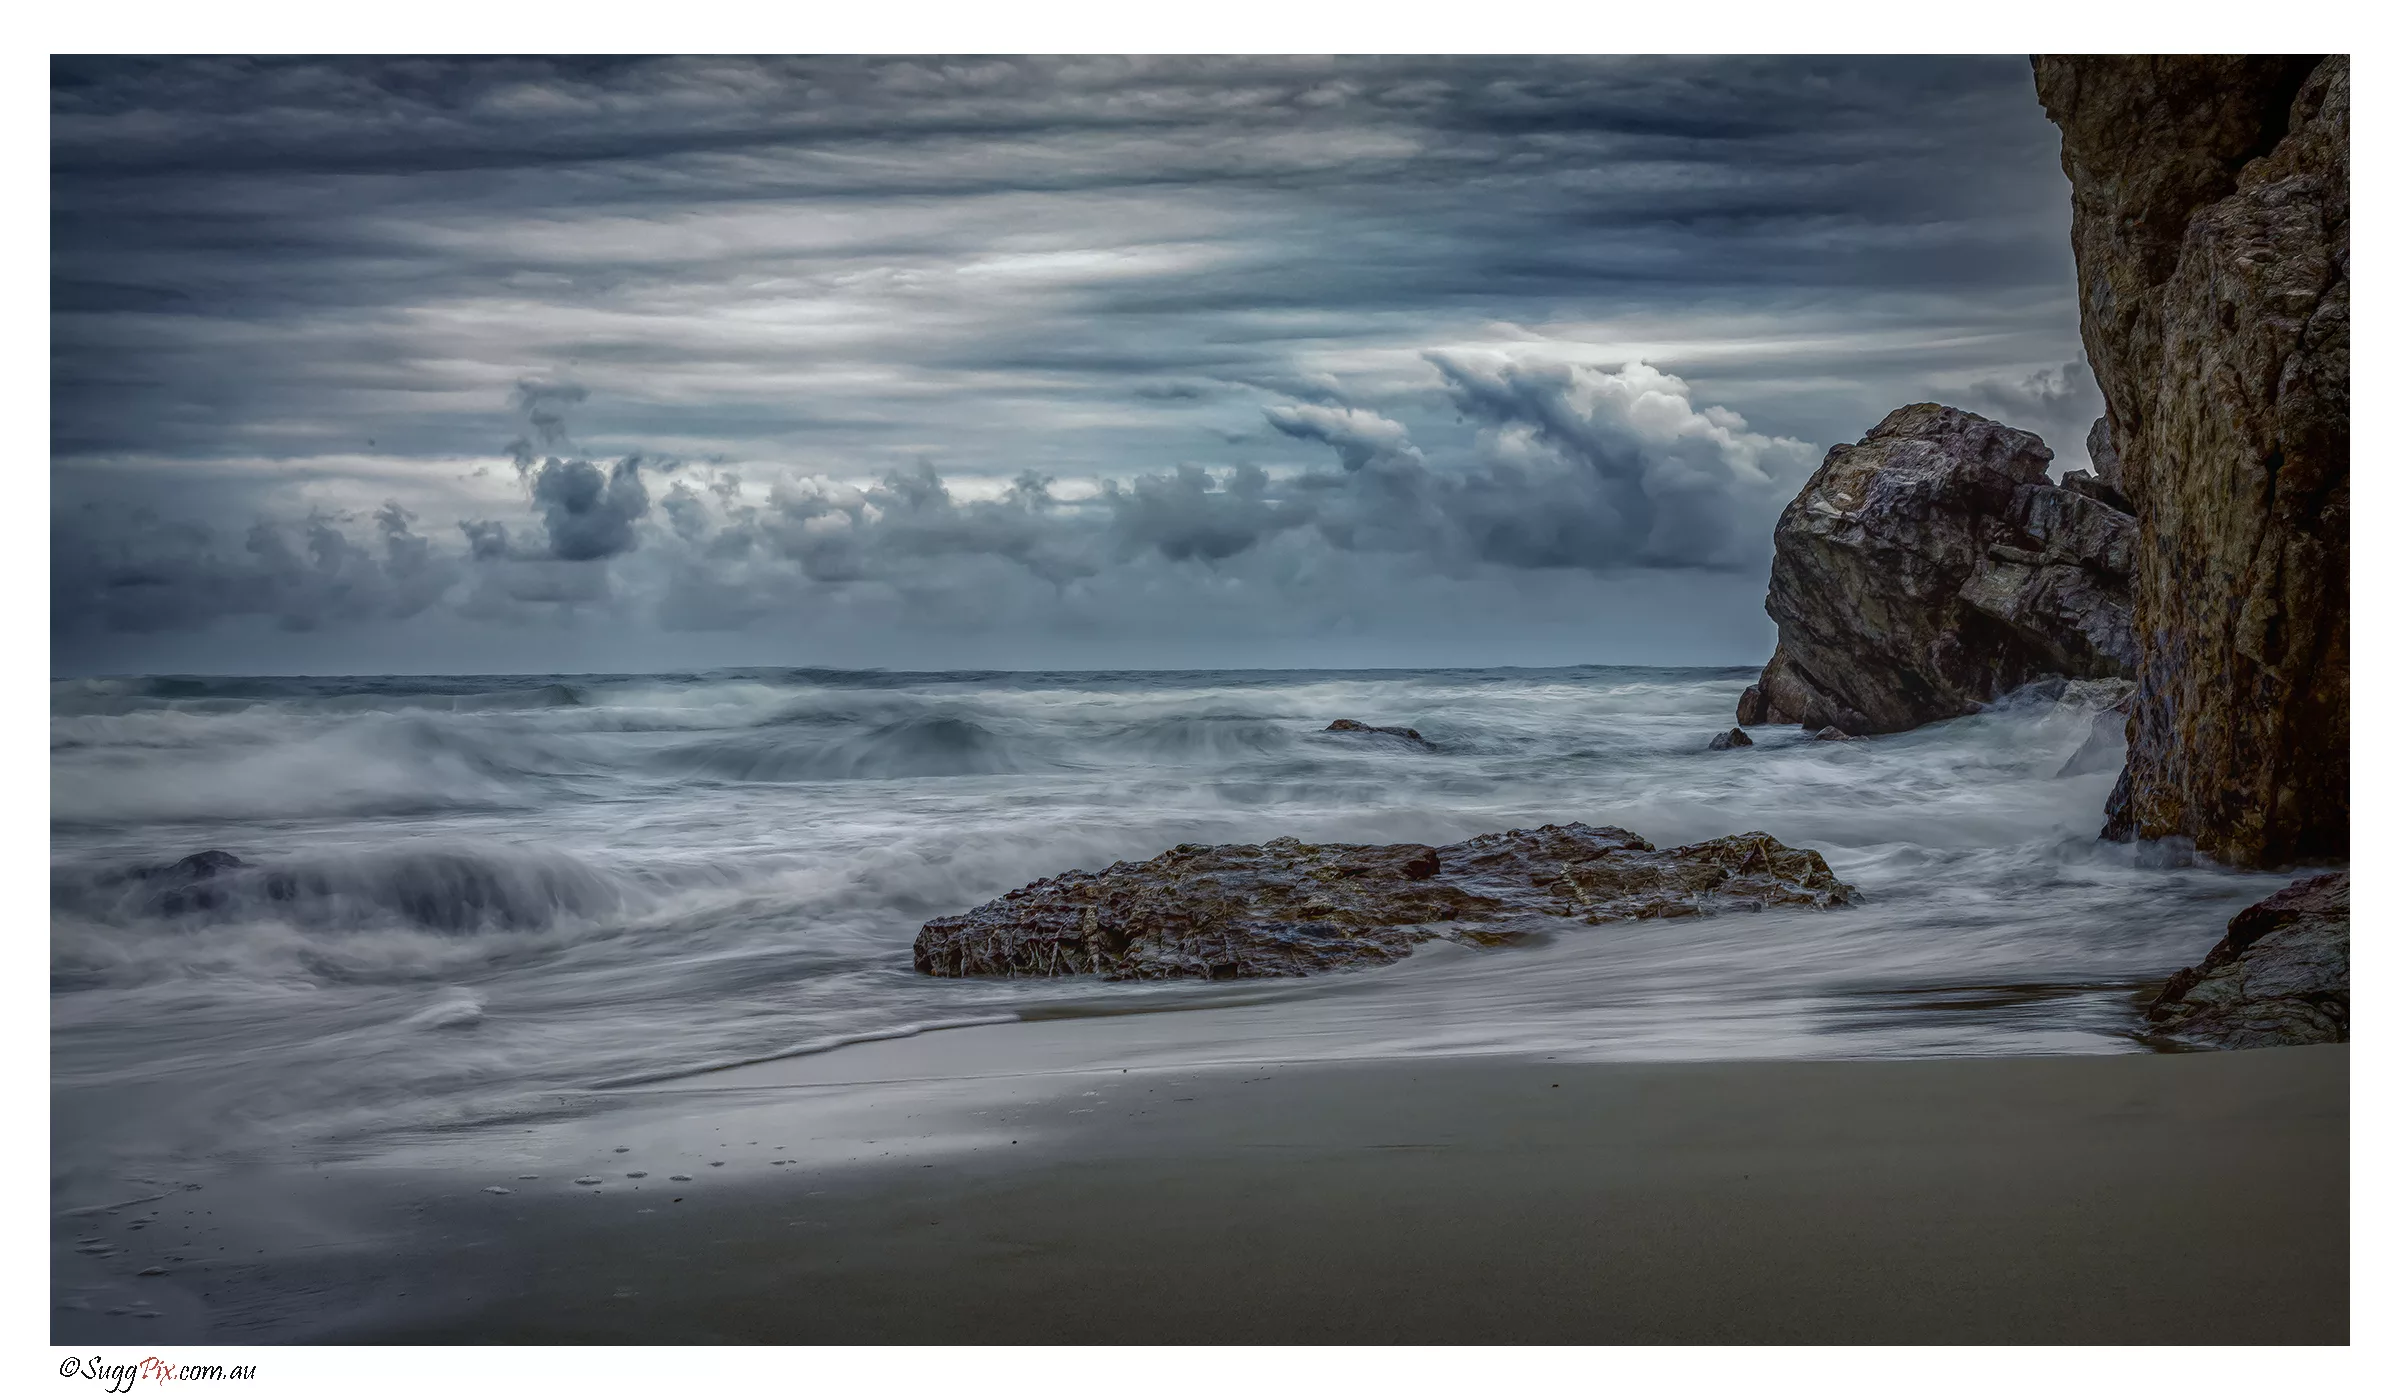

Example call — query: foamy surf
[51,665,2308,1193]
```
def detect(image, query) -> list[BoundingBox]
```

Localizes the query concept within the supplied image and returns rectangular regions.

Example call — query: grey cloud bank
[52,55,2093,675]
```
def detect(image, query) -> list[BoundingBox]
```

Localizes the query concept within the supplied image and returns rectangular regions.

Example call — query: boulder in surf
[914,823,1855,980]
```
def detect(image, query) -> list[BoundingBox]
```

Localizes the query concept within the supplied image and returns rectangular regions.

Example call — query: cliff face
[1738,403,2134,736]
[2035,56,2349,866]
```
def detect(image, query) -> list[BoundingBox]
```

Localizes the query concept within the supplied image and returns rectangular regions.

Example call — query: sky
[50,55,2104,676]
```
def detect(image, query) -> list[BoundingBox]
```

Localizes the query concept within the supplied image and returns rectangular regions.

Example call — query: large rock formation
[1737,404,2135,734]
[914,823,1855,980]
[2035,56,2348,867]
[2145,871,2347,1048]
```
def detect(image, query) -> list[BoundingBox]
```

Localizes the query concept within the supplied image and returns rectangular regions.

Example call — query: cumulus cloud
[53,500,456,637]
[1262,403,1424,473]
[525,455,651,561]
[508,378,589,461]
[1103,463,1312,564]
[52,349,1826,665]
[1262,356,1815,573]
[1422,355,1813,570]
[49,55,2092,671]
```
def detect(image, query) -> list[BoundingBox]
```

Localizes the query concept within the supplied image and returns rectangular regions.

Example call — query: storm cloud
[524,456,652,562]
[51,55,2094,673]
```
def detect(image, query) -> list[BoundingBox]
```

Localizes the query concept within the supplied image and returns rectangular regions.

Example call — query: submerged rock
[122,849,261,917]
[1811,727,1854,742]
[1707,727,1753,750]
[2036,56,2348,867]
[914,823,1855,980]
[2146,872,2347,1049]
[1737,403,2134,736]
[1324,718,1433,749]
[161,849,248,880]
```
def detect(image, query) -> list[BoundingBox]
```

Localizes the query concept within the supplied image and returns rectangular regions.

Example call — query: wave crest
[58,843,635,935]
[663,715,1025,782]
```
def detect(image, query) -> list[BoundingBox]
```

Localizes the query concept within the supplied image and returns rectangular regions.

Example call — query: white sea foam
[50,665,2307,1191]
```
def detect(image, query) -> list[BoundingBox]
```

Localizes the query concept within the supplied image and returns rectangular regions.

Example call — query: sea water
[51,666,2299,1189]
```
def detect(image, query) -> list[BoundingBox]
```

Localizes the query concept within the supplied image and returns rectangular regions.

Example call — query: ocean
[50,665,2297,1196]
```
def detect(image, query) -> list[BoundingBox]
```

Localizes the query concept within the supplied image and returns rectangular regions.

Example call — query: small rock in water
[574,1176,605,1186]
[1708,727,1754,750]
[482,1186,513,1195]
[668,1174,693,1182]
[708,1161,725,1167]
[1812,726,1854,741]
[1323,718,1435,750]
[625,1171,647,1179]
[613,1146,630,1153]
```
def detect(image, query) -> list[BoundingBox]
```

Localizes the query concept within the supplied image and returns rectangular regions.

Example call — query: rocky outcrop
[2035,56,2348,867]
[914,823,1855,980]
[1707,728,1753,750]
[2145,872,2347,1048]
[1324,719,1433,749]
[1736,404,2136,734]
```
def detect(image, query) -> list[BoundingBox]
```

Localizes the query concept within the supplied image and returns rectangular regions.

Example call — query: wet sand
[61,1039,2345,1345]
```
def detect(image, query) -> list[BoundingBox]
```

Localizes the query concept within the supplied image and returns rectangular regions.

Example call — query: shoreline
[55,1040,2348,1345]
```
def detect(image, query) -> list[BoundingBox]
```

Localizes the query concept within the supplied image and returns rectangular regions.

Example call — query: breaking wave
[52,665,2309,1187]
[662,715,1028,782]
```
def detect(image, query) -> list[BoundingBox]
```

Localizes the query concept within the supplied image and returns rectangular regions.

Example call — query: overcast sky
[51,55,2100,676]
